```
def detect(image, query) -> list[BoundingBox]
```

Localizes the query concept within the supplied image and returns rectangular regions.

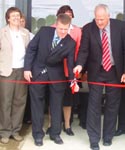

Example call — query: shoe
[103,139,112,146]
[23,119,32,124]
[64,128,74,136]
[12,134,23,141]
[46,127,51,135]
[1,137,9,144]
[25,120,32,124]
[90,143,100,150]
[115,129,125,136]
[50,135,63,144]
[34,138,43,146]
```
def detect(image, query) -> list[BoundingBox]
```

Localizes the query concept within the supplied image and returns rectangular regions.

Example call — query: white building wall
[0,0,123,28]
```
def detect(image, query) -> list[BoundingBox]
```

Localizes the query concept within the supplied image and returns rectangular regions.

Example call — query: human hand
[121,74,125,83]
[24,71,32,82]
[73,65,82,75]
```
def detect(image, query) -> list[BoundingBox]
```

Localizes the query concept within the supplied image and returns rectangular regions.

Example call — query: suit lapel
[92,21,102,48]
[4,26,12,45]
[48,28,55,51]
[4,26,13,51]
[20,28,29,48]
[110,19,115,51]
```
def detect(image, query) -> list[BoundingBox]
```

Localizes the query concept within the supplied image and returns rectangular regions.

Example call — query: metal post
[1,0,6,26]
[123,0,125,21]
[15,0,32,31]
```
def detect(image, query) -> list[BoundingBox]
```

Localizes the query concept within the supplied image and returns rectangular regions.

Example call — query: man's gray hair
[94,4,110,15]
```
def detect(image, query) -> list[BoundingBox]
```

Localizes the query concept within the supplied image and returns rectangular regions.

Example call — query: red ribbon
[0,78,125,88]
[71,70,79,94]
[87,81,125,88]
[0,79,69,84]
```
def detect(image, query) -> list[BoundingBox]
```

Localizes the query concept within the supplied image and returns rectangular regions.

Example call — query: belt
[41,68,47,74]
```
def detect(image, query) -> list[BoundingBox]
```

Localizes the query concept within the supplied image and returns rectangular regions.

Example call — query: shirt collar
[53,30,61,44]
[105,22,110,32]
[68,24,74,33]
[100,21,110,34]
[54,30,58,38]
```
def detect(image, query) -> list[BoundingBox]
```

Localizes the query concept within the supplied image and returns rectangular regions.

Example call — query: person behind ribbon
[20,14,34,125]
[24,13,79,146]
[73,4,125,150]
[0,7,30,144]
[46,5,82,137]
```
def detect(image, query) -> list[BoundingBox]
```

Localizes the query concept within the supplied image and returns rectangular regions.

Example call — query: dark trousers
[23,87,31,123]
[87,66,121,144]
[29,74,65,139]
[117,88,125,130]
[79,92,89,128]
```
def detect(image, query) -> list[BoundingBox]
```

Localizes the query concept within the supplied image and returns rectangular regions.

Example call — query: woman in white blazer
[0,7,30,144]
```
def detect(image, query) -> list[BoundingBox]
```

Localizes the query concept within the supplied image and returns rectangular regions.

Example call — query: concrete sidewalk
[0,116,125,150]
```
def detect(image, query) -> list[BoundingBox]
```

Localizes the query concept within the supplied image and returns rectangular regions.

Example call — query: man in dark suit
[24,14,76,146]
[74,4,125,150]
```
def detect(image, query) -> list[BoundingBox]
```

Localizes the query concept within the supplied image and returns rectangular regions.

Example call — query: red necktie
[102,29,112,71]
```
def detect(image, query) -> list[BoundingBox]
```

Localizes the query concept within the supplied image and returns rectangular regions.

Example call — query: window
[0,0,15,28]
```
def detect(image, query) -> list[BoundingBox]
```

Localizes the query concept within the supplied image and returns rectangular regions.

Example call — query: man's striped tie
[52,36,59,49]
[102,29,112,71]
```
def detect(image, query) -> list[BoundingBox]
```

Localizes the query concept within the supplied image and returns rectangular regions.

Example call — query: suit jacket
[52,24,82,60]
[76,19,125,81]
[0,25,30,77]
[24,26,76,91]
